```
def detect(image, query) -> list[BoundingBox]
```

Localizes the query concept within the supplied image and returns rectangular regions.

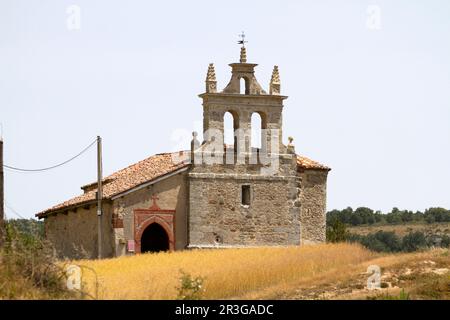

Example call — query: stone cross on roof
[149,193,160,210]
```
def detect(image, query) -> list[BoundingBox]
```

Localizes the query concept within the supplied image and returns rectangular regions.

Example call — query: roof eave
[297,166,331,173]
[110,165,190,200]
[36,164,190,219]
[35,199,99,219]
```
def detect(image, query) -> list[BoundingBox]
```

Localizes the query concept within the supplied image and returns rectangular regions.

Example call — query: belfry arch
[223,110,239,150]
[239,76,250,95]
[200,46,285,155]
[250,112,268,150]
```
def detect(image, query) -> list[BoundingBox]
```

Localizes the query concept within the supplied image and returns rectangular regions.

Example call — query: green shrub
[368,289,410,300]
[402,231,427,252]
[440,235,450,248]
[0,221,74,299]
[326,218,349,243]
[358,231,402,253]
[176,270,205,300]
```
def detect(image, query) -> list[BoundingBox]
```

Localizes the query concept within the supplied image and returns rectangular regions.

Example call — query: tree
[326,206,448,226]
[341,207,354,224]
[350,213,363,226]
[425,214,435,224]
[326,218,349,243]
[386,210,402,224]
[400,210,414,223]
[6,219,44,239]
[413,210,424,222]
[374,211,384,223]
[424,207,450,223]
[326,209,341,224]
[366,215,375,225]
[354,207,374,225]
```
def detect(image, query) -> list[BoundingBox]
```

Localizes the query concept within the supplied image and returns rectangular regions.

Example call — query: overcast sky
[1,0,450,219]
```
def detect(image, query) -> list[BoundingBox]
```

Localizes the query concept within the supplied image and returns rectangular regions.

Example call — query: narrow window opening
[240,77,250,95]
[224,112,234,146]
[240,78,246,94]
[251,113,262,149]
[241,185,251,206]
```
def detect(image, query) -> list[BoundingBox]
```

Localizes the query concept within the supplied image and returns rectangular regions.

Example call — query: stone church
[36,47,330,259]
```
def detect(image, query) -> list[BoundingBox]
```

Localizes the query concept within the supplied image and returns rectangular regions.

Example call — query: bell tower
[198,46,289,158]
[188,42,301,249]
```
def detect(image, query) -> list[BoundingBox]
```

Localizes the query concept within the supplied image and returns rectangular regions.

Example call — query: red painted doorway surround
[133,194,175,253]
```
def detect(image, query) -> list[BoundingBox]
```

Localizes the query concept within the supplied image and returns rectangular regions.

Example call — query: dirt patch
[279,249,450,300]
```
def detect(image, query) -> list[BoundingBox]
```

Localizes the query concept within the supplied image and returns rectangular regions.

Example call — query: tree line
[5,219,44,239]
[326,207,450,252]
[327,218,450,253]
[327,207,450,226]
[347,230,450,253]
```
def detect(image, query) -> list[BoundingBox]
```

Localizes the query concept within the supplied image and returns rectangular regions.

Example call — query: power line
[3,138,97,172]
[5,201,26,219]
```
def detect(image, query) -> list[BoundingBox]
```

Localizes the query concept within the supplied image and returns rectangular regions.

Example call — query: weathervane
[238,31,248,47]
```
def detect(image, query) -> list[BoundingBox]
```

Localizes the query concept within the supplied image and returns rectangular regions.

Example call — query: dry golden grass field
[71,243,449,300]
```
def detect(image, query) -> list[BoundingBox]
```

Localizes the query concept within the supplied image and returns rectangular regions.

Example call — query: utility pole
[97,136,103,259]
[0,138,4,246]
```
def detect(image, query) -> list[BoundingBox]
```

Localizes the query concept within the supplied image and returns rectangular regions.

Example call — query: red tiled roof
[36,152,190,218]
[36,151,329,218]
[296,155,330,171]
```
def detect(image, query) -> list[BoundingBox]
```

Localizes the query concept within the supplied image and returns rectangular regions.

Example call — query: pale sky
[1,0,450,219]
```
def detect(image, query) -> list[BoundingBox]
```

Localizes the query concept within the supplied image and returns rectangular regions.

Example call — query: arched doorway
[140,223,169,253]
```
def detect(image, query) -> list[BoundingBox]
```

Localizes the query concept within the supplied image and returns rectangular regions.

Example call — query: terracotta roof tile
[296,155,330,171]
[36,151,189,218]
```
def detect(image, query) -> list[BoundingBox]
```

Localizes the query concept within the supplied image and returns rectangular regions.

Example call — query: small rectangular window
[241,185,251,206]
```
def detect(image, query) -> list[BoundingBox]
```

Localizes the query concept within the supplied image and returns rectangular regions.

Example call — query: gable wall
[112,171,188,256]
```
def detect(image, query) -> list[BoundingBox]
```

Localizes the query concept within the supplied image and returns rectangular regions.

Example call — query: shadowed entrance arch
[140,223,169,253]
[134,194,175,254]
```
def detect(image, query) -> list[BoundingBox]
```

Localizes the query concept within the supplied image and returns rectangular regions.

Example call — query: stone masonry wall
[188,155,300,247]
[299,169,328,244]
[44,203,114,259]
[201,95,285,154]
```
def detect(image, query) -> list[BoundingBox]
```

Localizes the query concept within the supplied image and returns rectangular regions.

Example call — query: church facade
[36,47,331,259]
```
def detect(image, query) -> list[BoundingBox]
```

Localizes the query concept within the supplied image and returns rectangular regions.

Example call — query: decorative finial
[205,63,217,93]
[287,136,295,154]
[206,63,216,81]
[191,131,200,164]
[240,47,247,63]
[270,65,280,95]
